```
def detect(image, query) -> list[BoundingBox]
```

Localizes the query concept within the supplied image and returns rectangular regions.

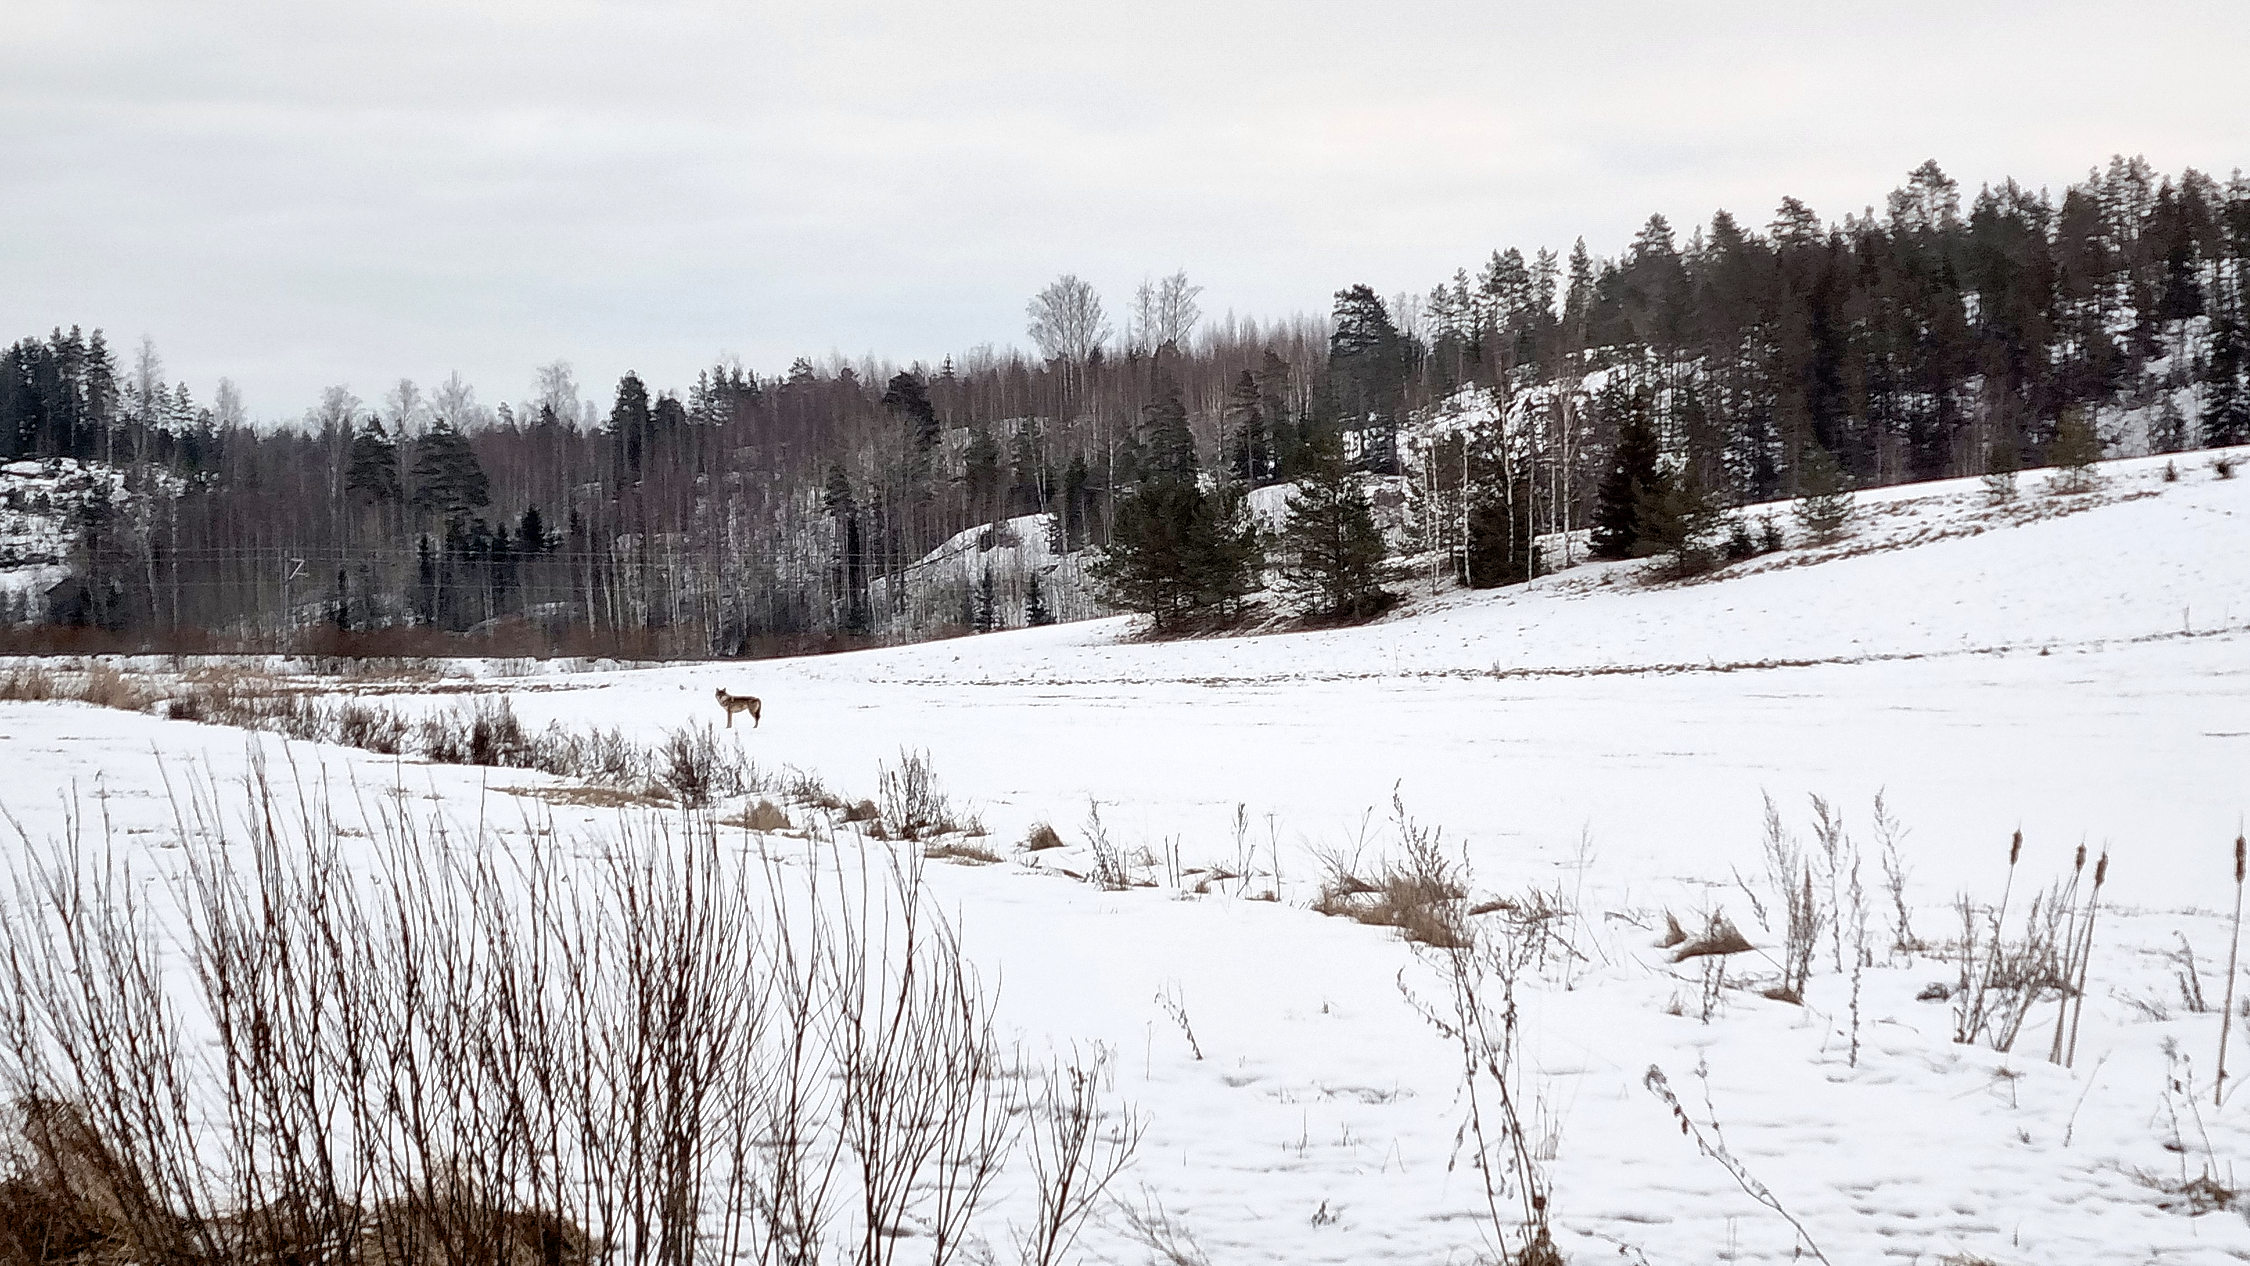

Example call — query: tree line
[2,156,2243,652]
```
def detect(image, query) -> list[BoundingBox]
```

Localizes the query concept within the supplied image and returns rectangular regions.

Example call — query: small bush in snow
[878,748,965,840]
[659,721,747,808]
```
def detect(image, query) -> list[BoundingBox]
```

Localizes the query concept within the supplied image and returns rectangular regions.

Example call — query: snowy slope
[6,445,2250,1263]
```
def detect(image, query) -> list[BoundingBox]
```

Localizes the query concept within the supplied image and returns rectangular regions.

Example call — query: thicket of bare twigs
[0,760,1135,1266]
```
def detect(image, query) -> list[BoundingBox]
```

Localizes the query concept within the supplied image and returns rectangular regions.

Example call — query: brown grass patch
[499,783,671,810]
[0,664,60,702]
[1313,860,1469,949]
[720,799,792,833]
[925,837,1003,865]
[0,660,160,712]
[1022,822,1065,851]
[1670,913,1755,962]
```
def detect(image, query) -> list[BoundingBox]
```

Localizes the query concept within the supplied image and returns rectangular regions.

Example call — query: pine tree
[410,419,491,525]
[1277,426,1391,619]
[1224,370,1268,484]
[345,419,403,505]
[884,371,941,454]
[1327,285,1407,473]
[608,371,652,484]
[1026,570,1053,626]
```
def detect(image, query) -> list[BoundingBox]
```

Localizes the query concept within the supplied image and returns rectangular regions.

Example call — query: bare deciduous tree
[1027,276,1110,382]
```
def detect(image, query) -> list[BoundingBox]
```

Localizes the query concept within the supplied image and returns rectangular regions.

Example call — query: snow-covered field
[5,447,2250,1263]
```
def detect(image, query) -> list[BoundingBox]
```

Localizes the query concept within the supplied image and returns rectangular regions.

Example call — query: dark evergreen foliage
[409,420,491,525]
[1090,476,1261,630]
[6,155,2246,651]
[1591,388,1663,559]
[1277,427,1392,618]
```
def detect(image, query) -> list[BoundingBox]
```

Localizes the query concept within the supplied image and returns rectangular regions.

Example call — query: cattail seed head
[2093,853,2109,888]
[2235,835,2245,885]
[2010,829,2023,866]
[2073,843,2086,873]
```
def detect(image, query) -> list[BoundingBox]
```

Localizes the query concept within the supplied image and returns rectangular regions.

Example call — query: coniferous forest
[4,156,2247,655]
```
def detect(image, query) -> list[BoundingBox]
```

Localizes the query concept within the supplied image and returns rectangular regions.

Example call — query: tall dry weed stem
[0,760,1125,1265]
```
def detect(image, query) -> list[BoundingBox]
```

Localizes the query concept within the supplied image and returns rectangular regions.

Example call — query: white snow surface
[7,446,2250,1262]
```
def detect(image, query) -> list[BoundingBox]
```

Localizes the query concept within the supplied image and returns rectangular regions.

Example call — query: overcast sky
[3,0,2245,420]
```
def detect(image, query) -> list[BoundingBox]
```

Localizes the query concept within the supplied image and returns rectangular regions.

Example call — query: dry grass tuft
[0,664,61,702]
[1312,815,1469,950]
[1670,913,1755,962]
[0,660,160,712]
[503,783,672,811]
[925,837,1002,865]
[722,799,791,833]
[1022,822,1065,851]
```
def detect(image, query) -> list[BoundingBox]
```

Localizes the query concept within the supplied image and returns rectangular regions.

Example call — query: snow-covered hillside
[0,457,126,611]
[5,445,2250,1263]
[870,512,1108,629]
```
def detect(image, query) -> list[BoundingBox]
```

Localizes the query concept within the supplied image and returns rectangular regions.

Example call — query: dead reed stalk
[2218,833,2244,1107]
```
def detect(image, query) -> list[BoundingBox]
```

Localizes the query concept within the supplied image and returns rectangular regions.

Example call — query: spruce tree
[1008,420,1047,516]
[1090,479,1206,629]
[963,427,1003,523]
[1793,443,1856,538]
[1463,480,1541,588]
[1061,453,1091,549]
[1634,470,1725,575]
[1982,435,2021,504]
[2046,408,2102,493]
[973,566,998,633]
[1277,426,1391,619]
[1142,374,1196,480]
[1026,570,1053,626]
[2203,311,2250,447]
[516,506,549,554]
[1592,391,1662,559]
[1091,473,1261,629]
[1187,482,1265,613]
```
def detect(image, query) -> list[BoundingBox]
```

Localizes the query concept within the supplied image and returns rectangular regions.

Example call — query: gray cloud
[2,0,2243,417]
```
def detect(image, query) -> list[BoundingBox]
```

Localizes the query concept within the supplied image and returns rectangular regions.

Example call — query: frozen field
[5,448,2250,1263]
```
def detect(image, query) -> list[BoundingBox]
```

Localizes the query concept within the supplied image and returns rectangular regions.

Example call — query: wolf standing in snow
[714,688,761,728]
